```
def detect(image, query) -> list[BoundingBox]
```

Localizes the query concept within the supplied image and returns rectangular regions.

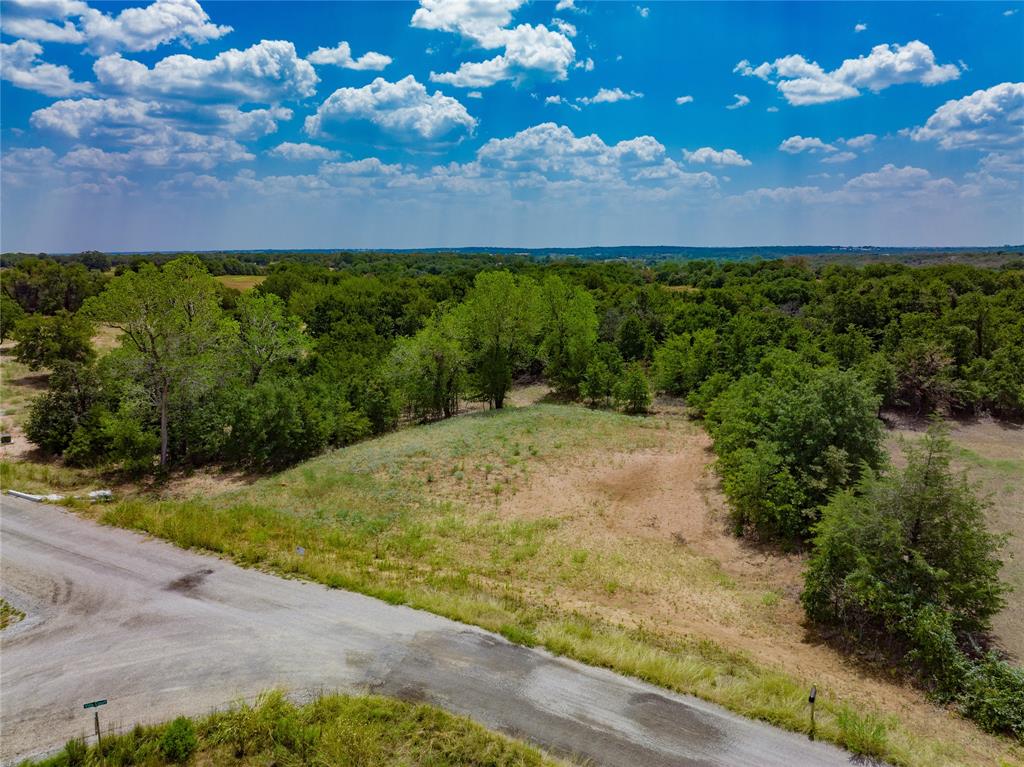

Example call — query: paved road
[0,495,855,766]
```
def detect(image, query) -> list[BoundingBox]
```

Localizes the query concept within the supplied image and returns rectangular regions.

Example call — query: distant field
[214,274,265,291]
[91,402,1022,767]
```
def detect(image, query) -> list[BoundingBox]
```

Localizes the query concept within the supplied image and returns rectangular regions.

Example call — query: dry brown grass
[215,274,266,291]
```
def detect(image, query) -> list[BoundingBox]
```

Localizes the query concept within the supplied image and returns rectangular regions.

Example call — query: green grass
[0,351,46,429]
[88,405,1021,767]
[0,598,26,630]
[22,690,559,767]
[0,460,95,494]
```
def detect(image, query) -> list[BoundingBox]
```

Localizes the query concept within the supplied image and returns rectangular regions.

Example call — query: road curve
[0,495,854,766]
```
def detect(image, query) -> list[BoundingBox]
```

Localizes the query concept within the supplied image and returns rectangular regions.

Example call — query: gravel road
[0,494,855,766]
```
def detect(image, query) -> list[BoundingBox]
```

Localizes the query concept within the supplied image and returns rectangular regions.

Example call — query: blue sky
[1,0,1022,251]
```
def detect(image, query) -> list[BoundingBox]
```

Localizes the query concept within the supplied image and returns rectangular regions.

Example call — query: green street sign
[83,699,107,709]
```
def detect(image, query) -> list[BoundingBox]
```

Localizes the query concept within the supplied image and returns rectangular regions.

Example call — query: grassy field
[23,691,559,767]
[215,275,266,291]
[78,403,1023,767]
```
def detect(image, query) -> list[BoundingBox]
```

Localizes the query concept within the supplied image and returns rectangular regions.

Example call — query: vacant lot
[887,417,1024,661]
[88,403,1022,767]
[215,274,266,291]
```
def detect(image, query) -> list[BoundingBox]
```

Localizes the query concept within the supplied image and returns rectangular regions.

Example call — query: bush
[159,717,197,763]
[615,363,651,414]
[653,329,716,396]
[706,360,883,539]
[957,654,1024,738]
[25,362,106,455]
[12,311,94,371]
[802,426,1018,735]
[62,738,88,767]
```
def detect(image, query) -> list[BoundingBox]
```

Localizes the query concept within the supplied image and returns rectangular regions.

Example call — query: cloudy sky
[1,0,1022,251]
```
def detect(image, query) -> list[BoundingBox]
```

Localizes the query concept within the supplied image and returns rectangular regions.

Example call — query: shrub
[706,360,883,539]
[12,311,94,371]
[25,362,106,456]
[159,717,197,763]
[803,425,1018,735]
[615,363,651,414]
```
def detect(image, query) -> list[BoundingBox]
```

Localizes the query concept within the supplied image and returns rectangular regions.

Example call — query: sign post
[808,686,817,739]
[83,699,108,749]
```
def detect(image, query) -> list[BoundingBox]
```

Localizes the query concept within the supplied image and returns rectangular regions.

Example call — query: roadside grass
[85,405,1021,767]
[0,598,26,630]
[1,460,96,494]
[22,690,559,767]
[215,275,266,291]
[0,348,46,429]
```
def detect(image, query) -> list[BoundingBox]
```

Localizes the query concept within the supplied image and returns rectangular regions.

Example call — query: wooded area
[3,250,1023,737]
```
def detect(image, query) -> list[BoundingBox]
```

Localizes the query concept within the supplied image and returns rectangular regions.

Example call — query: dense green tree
[234,292,306,384]
[2,258,106,314]
[12,311,94,370]
[538,276,598,396]
[1,292,25,341]
[456,271,540,409]
[615,363,652,414]
[388,314,466,420]
[802,427,1020,735]
[24,361,105,455]
[653,329,716,396]
[615,314,652,362]
[707,359,883,538]
[83,256,237,466]
[892,340,956,415]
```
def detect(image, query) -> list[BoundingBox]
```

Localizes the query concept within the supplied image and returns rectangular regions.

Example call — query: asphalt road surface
[0,494,856,766]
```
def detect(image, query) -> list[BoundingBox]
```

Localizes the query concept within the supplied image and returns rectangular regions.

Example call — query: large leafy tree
[801,427,1020,736]
[707,356,884,538]
[11,311,94,370]
[388,313,466,420]
[234,292,306,384]
[83,256,236,466]
[538,276,598,396]
[455,271,540,409]
[803,426,1006,641]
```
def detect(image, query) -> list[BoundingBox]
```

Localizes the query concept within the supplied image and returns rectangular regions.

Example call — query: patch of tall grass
[22,691,557,767]
[0,460,94,493]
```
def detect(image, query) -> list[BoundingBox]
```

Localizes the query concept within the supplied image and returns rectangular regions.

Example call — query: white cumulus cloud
[726,93,750,109]
[681,147,751,166]
[413,0,575,87]
[93,41,319,104]
[0,39,92,97]
[307,41,392,71]
[854,23,868,32]
[675,95,693,105]
[779,135,836,153]
[911,82,1024,149]
[268,142,342,161]
[2,0,232,55]
[737,41,960,106]
[305,75,477,141]
[577,87,642,105]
